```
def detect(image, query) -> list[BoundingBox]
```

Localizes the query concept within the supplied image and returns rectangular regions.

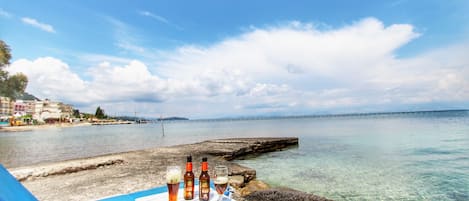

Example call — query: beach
[8,137,329,201]
[0,122,92,132]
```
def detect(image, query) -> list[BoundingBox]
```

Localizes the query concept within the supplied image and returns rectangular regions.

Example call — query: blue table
[100,181,218,201]
[0,164,38,201]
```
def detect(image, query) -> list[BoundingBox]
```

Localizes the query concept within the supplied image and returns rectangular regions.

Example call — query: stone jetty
[8,137,331,201]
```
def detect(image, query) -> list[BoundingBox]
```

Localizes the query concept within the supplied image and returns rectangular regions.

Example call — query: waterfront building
[24,100,36,116]
[59,103,73,121]
[1,95,75,125]
[0,97,13,126]
[0,97,13,117]
[32,99,61,123]
[31,99,74,124]
[13,100,27,117]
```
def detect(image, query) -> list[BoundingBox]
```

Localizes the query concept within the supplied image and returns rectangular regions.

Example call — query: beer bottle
[184,155,194,200]
[199,157,210,201]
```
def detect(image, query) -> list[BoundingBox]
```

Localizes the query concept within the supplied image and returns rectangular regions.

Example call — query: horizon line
[188,109,469,122]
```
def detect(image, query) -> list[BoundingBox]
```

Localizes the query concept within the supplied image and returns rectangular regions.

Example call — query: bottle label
[184,179,193,198]
[200,181,210,200]
[185,180,193,190]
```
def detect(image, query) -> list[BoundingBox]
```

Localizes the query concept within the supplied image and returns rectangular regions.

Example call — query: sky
[1,0,469,119]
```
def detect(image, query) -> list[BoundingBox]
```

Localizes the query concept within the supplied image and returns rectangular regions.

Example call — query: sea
[1,110,468,200]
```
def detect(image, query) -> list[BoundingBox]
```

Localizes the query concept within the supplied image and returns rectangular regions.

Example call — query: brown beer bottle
[199,157,210,201]
[184,155,194,200]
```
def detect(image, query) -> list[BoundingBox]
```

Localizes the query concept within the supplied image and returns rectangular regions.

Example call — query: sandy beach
[8,137,330,201]
[0,122,92,132]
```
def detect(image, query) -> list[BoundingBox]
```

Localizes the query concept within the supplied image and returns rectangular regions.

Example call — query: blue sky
[1,0,469,118]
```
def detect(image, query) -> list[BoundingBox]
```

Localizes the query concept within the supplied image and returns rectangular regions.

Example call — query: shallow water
[1,111,468,200]
[236,112,469,200]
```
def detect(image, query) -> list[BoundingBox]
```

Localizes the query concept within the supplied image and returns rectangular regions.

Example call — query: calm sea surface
[1,111,469,200]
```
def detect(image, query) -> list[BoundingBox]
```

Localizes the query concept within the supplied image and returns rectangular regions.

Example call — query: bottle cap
[187,155,192,162]
[202,157,207,162]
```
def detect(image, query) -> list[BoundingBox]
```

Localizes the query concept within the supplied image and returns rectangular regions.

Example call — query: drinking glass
[214,165,229,201]
[166,166,181,201]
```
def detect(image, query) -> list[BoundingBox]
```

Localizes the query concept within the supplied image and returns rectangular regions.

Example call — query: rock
[11,158,125,181]
[209,138,299,160]
[172,137,299,161]
[229,175,245,188]
[229,163,256,183]
[239,180,270,197]
[244,188,333,201]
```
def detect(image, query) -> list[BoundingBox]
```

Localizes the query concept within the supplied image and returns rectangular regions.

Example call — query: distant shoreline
[193,109,469,122]
[0,122,92,132]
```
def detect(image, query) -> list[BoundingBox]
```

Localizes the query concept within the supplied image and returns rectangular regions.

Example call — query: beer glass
[166,166,181,201]
[214,165,229,201]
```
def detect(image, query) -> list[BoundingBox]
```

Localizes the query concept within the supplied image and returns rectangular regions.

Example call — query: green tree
[82,113,94,119]
[1,73,28,99]
[0,40,28,100]
[0,40,11,67]
[95,106,106,119]
[72,109,80,118]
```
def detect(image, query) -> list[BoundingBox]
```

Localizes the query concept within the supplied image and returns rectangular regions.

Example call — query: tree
[1,73,28,99]
[95,106,106,119]
[72,109,80,118]
[0,40,28,100]
[0,40,11,67]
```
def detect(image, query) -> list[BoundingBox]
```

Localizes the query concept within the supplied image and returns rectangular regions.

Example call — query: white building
[33,99,62,124]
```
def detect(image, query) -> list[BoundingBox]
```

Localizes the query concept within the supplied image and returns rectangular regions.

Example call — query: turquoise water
[1,111,468,200]
[236,112,469,200]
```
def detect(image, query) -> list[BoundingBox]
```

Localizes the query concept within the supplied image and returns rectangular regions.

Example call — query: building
[31,99,74,124]
[13,100,27,117]
[1,95,75,125]
[32,100,61,123]
[0,97,13,117]
[59,103,73,120]
[0,97,12,126]
[24,100,36,116]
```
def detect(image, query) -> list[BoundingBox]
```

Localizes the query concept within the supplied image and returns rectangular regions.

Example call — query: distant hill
[16,92,41,101]
[114,116,189,121]
[158,117,189,121]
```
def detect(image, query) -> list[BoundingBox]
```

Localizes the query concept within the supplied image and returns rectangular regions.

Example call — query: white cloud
[106,17,147,54]
[0,8,12,18]
[21,17,55,33]
[138,10,183,30]
[7,58,166,104]
[139,11,169,24]
[7,57,89,103]
[7,18,469,118]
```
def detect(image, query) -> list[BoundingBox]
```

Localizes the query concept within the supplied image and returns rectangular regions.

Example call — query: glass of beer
[214,165,229,201]
[166,166,181,201]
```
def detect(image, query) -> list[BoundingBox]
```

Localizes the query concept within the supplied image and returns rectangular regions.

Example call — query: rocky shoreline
[9,137,331,201]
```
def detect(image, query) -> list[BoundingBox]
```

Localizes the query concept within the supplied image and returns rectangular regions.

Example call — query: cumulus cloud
[7,57,89,103]
[8,18,469,117]
[21,17,55,33]
[8,58,165,104]
[154,17,468,114]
